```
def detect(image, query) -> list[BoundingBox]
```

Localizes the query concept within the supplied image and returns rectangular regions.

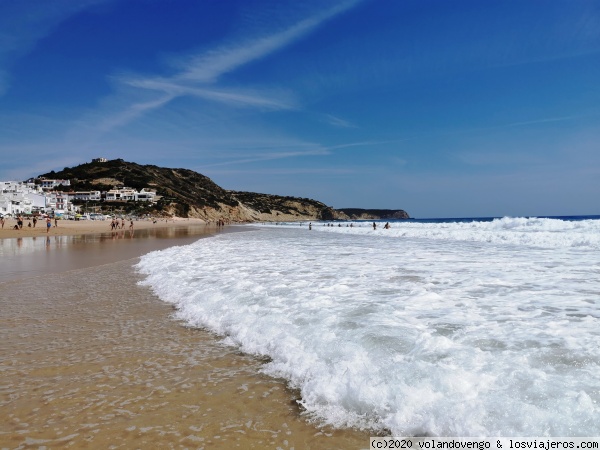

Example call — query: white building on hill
[73,191,102,201]
[105,187,156,202]
[39,179,71,190]
[134,188,157,202]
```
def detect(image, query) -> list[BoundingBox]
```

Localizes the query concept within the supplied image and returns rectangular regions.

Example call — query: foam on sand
[137,219,600,436]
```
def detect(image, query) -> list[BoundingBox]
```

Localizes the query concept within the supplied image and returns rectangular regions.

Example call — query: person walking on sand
[0,217,4,229]
[46,217,51,233]
[32,216,37,228]
[54,217,58,227]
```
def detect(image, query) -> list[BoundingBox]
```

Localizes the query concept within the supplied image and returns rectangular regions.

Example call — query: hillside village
[0,178,159,219]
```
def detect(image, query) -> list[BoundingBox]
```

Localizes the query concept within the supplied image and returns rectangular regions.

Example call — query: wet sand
[0,227,370,449]
[0,224,224,283]
[0,217,206,240]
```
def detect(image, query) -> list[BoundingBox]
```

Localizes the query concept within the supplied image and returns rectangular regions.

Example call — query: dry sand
[0,224,371,449]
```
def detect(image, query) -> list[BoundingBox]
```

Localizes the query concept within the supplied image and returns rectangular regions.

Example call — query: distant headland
[5,158,409,222]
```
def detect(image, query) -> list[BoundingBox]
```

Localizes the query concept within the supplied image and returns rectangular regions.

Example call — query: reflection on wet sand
[0,255,369,449]
[0,225,232,283]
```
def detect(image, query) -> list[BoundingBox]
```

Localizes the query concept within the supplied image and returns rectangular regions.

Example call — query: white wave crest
[263,217,600,249]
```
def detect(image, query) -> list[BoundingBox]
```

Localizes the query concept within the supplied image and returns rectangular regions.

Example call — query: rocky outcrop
[337,208,410,220]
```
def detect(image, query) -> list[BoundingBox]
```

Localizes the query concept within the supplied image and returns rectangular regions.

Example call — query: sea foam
[136,219,600,436]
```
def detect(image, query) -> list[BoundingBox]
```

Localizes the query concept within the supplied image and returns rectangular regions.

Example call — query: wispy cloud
[205,167,356,176]
[173,1,361,84]
[90,0,361,134]
[94,94,177,134]
[430,114,593,140]
[457,151,546,167]
[323,114,356,128]
[1,1,365,179]
[200,148,331,168]
[501,115,580,128]
[326,140,406,150]
[123,78,296,110]
[197,139,399,168]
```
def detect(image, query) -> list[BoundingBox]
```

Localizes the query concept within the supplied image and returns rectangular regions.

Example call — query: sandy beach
[0,216,207,240]
[0,223,370,449]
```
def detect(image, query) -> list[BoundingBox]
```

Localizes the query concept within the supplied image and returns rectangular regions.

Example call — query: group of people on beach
[1,214,57,232]
[110,218,134,231]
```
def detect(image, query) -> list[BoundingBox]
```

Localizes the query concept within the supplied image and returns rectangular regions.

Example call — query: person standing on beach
[46,217,51,233]
[32,216,37,227]
[54,217,58,227]
[17,215,23,229]
[0,217,4,228]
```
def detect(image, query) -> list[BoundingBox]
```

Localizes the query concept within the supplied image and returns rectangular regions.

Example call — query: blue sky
[0,0,599,218]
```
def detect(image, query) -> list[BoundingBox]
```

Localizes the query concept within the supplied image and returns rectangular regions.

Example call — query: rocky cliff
[337,208,410,220]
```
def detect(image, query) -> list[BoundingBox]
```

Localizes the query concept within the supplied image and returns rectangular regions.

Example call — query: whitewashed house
[40,179,71,190]
[0,181,46,215]
[134,189,156,202]
[46,191,76,214]
[106,187,137,201]
[73,191,102,201]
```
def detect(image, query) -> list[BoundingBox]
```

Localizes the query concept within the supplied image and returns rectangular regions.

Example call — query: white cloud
[200,148,330,168]
[79,1,361,137]
[93,94,177,134]
[0,1,366,181]
[174,1,361,84]
[323,114,356,128]
[124,78,296,110]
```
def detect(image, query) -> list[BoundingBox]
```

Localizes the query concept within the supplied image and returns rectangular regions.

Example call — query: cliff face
[39,159,362,222]
[226,191,346,222]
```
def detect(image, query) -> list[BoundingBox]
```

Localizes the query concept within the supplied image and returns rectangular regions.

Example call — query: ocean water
[136,216,600,436]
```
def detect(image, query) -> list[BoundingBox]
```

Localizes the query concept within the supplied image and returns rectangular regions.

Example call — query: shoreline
[0,224,370,448]
[0,216,209,240]
[0,220,240,284]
